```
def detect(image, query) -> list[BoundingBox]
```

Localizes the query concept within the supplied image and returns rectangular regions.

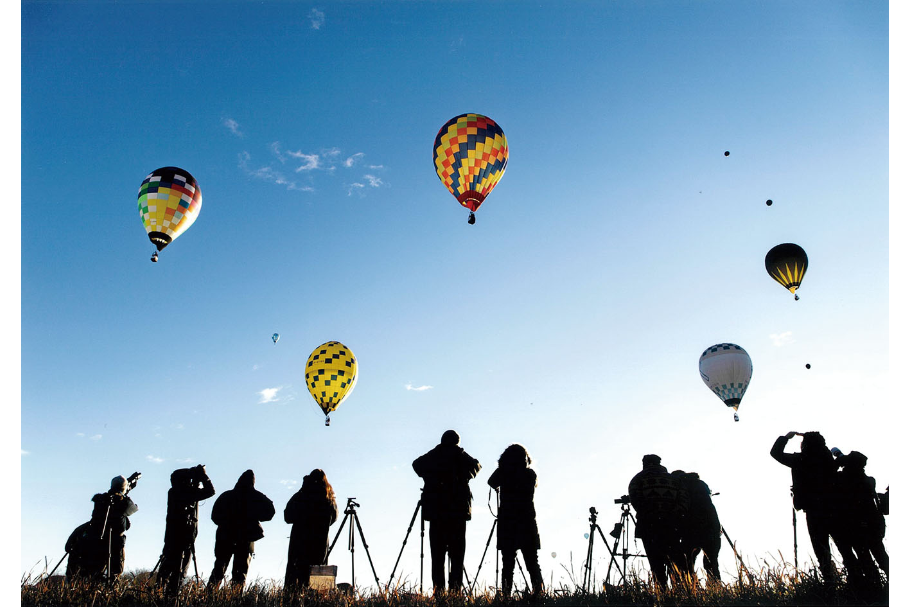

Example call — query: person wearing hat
[628,455,684,589]
[412,430,481,595]
[207,470,275,589]
[76,474,139,581]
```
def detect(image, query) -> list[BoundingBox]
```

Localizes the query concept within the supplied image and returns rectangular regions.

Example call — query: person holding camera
[413,430,481,595]
[487,444,544,600]
[79,474,139,582]
[156,464,215,594]
[283,469,339,592]
[207,469,275,589]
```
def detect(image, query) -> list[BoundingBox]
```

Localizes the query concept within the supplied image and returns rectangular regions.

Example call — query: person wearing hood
[833,451,888,587]
[157,464,215,594]
[412,430,481,595]
[283,468,338,592]
[670,470,721,586]
[207,469,275,589]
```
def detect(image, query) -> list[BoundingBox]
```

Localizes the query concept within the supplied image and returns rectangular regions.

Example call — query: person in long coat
[628,455,684,589]
[487,444,544,599]
[283,469,338,592]
[207,469,275,589]
[671,471,721,586]
[413,429,481,594]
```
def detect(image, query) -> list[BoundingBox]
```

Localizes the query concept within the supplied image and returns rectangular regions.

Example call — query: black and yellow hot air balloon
[305,341,358,426]
[765,243,808,300]
[433,113,508,225]
[137,167,202,262]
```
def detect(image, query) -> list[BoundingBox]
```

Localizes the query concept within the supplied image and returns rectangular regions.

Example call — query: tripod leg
[471,519,497,594]
[721,526,754,584]
[583,523,596,592]
[388,500,421,587]
[325,512,350,562]
[46,553,68,579]
[596,524,626,586]
[191,543,200,583]
[353,512,383,591]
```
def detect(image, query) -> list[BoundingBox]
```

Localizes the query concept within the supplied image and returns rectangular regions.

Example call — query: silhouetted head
[842,451,868,470]
[170,468,193,488]
[236,469,255,489]
[303,468,335,501]
[499,444,531,468]
[441,430,460,446]
[800,431,827,454]
[642,454,661,468]
[110,475,128,494]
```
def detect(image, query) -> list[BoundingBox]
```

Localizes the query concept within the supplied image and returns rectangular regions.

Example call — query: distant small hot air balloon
[699,343,753,422]
[724,151,730,157]
[272,333,280,345]
[765,243,808,300]
[806,363,811,369]
[766,199,773,206]
[433,113,509,225]
[305,341,358,426]
[138,167,202,262]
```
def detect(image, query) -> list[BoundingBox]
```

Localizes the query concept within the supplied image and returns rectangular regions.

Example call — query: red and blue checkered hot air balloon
[433,113,508,224]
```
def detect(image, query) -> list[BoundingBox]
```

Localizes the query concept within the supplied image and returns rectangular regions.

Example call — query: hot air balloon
[765,243,808,300]
[433,113,508,224]
[272,333,280,345]
[699,343,753,422]
[138,167,202,262]
[305,341,358,426]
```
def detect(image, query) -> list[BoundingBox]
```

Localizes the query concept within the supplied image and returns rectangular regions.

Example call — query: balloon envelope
[138,167,202,252]
[698,343,753,410]
[305,341,358,416]
[272,333,280,344]
[765,243,808,295]
[433,113,508,213]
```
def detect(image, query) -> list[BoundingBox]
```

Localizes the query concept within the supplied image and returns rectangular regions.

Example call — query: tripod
[326,498,381,593]
[388,495,426,592]
[582,505,637,593]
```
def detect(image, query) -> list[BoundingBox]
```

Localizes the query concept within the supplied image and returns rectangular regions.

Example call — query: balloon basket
[467,212,476,225]
[325,415,331,427]
[150,251,159,263]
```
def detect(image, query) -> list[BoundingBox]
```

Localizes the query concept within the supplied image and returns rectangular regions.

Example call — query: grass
[21,562,888,607]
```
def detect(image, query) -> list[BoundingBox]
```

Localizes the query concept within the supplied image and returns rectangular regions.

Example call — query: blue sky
[15,0,902,598]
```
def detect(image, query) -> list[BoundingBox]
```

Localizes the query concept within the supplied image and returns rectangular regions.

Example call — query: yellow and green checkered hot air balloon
[433,113,508,225]
[305,341,358,426]
[765,243,808,301]
[137,167,202,262]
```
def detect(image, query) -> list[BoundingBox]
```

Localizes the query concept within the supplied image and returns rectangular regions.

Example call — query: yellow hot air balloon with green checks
[305,341,358,426]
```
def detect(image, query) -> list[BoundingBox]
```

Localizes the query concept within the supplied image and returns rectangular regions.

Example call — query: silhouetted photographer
[284,468,339,592]
[156,464,215,594]
[412,430,481,595]
[207,469,275,589]
[627,455,683,589]
[65,473,140,583]
[487,444,544,599]
[670,470,721,586]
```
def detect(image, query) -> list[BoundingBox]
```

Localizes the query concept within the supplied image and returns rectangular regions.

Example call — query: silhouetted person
[70,475,139,582]
[771,431,850,585]
[671,471,721,586]
[207,469,275,589]
[412,430,481,595]
[833,451,888,586]
[156,465,215,594]
[284,469,338,593]
[487,444,544,599]
[628,455,684,589]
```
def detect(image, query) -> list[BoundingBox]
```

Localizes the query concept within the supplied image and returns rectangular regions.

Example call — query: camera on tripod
[614,494,631,505]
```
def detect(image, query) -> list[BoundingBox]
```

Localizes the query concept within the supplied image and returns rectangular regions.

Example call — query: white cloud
[223,118,243,137]
[343,153,365,168]
[90,434,102,441]
[770,331,795,347]
[309,8,325,30]
[364,174,384,188]
[290,152,321,171]
[258,386,282,404]
[280,479,299,490]
[175,424,185,430]
[239,151,314,192]
[405,383,433,392]
[76,432,85,437]
[146,455,164,464]
[252,363,261,371]
[270,141,286,163]
[21,449,29,456]
[346,182,366,196]
[176,458,195,464]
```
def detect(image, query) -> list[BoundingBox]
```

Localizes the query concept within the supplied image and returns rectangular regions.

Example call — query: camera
[614,495,631,505]
[126,471,141,491]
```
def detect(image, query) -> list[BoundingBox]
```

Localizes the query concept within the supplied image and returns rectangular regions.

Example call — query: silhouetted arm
[194,475,216,502]
[770,434,799,468]
[488,468,502,490]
